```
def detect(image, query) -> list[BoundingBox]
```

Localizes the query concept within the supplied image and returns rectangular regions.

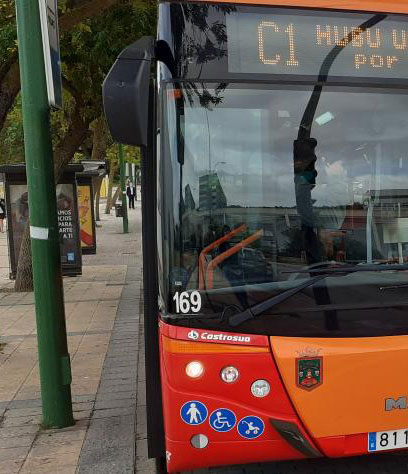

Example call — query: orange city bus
[103,0,408,471]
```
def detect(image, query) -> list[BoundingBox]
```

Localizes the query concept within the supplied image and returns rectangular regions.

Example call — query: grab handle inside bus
[205,229,264,290]
[198,224,247,289]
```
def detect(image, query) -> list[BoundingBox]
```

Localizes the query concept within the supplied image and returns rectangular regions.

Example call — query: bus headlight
[251,379,270,397]
[220,366,239,383]
[185,361,204,378]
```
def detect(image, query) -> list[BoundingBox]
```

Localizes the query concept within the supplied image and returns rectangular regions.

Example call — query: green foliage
[0,0,17,70]
[0,95,24,164]
[0,0,157,165]
[61,1,156,119]
[106,143,141,166]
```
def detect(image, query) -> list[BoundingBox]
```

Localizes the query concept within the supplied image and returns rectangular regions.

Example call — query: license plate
[368,429,408,452]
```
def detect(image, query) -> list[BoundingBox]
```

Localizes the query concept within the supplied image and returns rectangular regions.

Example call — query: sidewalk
[0,198,155,473]
[0,200,407,474]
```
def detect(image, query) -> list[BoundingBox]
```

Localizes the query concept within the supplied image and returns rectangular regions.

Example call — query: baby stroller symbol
[209,408,236,432]
[242,420,259,435]
[237,416,264,439]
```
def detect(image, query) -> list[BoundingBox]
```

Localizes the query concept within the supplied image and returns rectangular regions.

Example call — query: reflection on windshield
[159,83,408,333]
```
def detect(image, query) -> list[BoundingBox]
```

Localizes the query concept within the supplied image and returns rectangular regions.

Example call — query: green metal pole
[15,0,73,427]
[119,144,129,233]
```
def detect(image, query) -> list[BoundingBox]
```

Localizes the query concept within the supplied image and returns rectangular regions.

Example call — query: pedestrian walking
[0,197,6,233]
[126,182,136,209]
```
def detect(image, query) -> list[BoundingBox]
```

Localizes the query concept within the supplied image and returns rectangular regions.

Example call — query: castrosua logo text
[187,330,250,343]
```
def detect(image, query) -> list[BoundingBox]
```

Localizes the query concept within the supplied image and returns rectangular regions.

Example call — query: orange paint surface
[270,336,408,438]
[185,0,408,15]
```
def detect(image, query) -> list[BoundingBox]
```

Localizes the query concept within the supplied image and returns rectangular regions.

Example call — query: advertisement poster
[8,183,81,275]
[77,185,95,249]
[56,183,80,265]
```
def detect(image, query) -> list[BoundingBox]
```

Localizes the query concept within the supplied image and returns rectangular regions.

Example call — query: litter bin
[115,204,123,217]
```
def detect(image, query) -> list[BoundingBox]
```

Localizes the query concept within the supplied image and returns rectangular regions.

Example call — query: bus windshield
[159,82,408,337]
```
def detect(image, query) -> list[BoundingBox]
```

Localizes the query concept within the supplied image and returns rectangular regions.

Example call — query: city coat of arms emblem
[296,355,323,391]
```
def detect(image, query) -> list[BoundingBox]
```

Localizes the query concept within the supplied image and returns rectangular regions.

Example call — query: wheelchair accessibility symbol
[237,416,264,439]
[180,401,208,425]
[209,408,236,432]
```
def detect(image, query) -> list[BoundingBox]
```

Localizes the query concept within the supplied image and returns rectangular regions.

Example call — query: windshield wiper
[229,274,328,327]
[229,265,408,327]
[283,264,408,275]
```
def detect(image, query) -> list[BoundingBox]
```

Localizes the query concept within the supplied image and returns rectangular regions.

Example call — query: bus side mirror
[103,36,156,147]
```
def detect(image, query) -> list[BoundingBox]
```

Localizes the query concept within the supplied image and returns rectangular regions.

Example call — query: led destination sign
[227,12,408,80]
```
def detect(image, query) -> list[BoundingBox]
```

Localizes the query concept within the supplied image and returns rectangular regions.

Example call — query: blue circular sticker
[237,416,264,439]
[180,401,208,425]
[209,408,236,432]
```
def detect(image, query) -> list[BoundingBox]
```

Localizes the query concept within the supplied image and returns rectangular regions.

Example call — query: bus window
[160,83,408,337]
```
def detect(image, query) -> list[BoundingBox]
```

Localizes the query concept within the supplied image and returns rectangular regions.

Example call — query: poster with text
[8,183,81,276]
[77,185,95,249]
[57,183,80,265]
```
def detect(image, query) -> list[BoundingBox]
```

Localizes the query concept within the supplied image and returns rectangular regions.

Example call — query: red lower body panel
[159,322,375,472]
[165,439,305,472]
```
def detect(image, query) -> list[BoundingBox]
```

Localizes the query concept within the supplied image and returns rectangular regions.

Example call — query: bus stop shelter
[0,164,84,278]
[77,160,108,254]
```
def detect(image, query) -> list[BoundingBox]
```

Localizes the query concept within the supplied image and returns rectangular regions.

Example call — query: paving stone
[34,429,86,445]
[72,395,95,403]
[92,407,135,419]
[99,377,136,387]
[1,414,41,427]
[8,398,42,409]
[79,445,134,466]
[0,458,24,473]
[101,372,137,382]
[98,383,136,394]
[95,390,136,401]
[0,445,31,461]
[20,453,79,474]
[94,398,135,410]
[4,406,42,417]
[0,435,35,448]
[73,402,94,411]
[0,425,39,438]
[78,460,134,473]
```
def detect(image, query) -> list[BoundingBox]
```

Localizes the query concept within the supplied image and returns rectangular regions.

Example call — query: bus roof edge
[171,0,408,15]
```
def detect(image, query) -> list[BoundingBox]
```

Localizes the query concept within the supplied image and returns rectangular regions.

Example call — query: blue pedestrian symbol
[209,408,236,432]
[237,416,264,439]
[180,401,207,425]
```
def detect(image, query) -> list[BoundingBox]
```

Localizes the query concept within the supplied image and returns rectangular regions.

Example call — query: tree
[0,0,148,133]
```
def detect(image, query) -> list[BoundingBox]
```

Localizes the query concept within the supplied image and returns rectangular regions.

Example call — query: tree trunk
[112,186,121,207]
[93,176,104,221]
[95,187,101,221]
[14,221,33,292]
[14,107,92,292]
[111,186,121,208]
[90,117,110,222]
[105,157,118,214]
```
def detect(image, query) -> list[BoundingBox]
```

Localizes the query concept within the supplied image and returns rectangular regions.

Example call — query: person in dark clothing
[0,198,6,233]
[126,182,136,209]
